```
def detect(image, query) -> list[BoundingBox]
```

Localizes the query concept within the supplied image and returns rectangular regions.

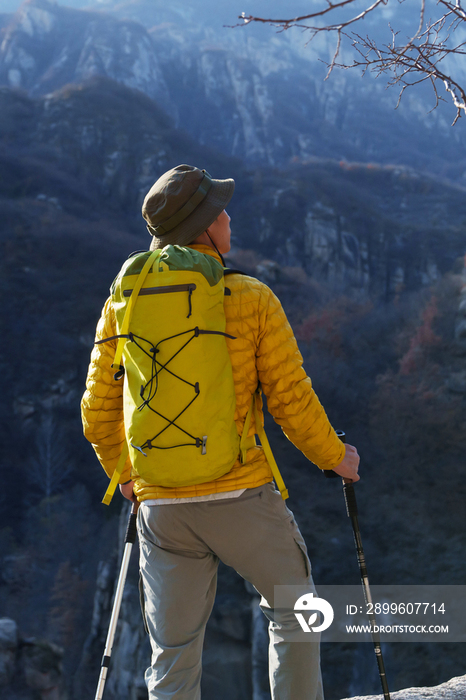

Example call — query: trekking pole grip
[323,430,346,479]
[125,501,140,545]
[333,431,359,518]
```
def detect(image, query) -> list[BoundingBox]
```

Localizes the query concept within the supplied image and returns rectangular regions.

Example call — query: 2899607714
[346,602,446,615]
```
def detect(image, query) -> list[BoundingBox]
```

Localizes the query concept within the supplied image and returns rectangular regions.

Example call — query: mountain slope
[1,0,465,178]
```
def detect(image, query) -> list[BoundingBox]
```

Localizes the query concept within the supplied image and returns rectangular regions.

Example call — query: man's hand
[119,481,137,501]
[332,444,360,482]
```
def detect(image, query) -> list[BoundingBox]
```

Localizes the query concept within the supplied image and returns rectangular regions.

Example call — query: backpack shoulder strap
[112,249,161,371]
[100,250,161,506]
[224,268,246,275]
[226,270,288,497]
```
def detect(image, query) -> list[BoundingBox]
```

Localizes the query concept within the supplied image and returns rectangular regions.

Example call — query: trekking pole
[324,431,391,700]
[95,500,140,700]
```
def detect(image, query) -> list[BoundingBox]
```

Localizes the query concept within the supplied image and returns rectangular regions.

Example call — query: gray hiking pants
[137,482,324,700]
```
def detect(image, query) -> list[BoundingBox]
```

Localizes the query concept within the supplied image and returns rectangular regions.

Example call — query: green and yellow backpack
[97,245,288,504]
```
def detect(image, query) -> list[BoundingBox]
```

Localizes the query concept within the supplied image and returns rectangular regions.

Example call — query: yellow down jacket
[81,244,345,501]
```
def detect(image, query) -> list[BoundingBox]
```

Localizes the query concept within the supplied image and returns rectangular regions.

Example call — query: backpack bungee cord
[97,322,235,455]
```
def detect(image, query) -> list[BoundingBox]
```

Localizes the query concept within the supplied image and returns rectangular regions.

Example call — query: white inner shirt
[144,488,246,506]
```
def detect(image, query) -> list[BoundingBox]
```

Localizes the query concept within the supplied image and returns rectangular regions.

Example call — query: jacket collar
[187,243,223,266]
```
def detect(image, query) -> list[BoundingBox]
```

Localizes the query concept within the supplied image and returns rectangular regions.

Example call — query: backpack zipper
[123,283,197,318]
[123,284,197,297]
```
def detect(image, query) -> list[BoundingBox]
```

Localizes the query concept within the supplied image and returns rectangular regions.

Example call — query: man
[81,164,360,700]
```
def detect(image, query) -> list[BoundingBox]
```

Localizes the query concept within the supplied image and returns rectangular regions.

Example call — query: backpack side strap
[102,440,130,505]
[240,387,289,500]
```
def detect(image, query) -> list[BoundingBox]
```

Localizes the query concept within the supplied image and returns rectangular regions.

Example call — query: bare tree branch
[239,0,387,29]
[237,0,466,121]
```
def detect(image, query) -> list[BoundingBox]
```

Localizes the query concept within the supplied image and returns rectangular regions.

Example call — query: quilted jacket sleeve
[81,297,132,483]
[256,285,345,469]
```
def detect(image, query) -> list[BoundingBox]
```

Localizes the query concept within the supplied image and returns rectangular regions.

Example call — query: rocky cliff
[345,675,466,700]
[0,617,67,700]
[1,0,466,178]
[0,0,171,107]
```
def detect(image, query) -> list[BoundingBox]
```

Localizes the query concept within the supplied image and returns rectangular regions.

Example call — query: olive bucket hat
[142,164,235,250]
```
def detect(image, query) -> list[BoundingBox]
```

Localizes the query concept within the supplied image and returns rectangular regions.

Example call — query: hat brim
[149,177,235,250]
